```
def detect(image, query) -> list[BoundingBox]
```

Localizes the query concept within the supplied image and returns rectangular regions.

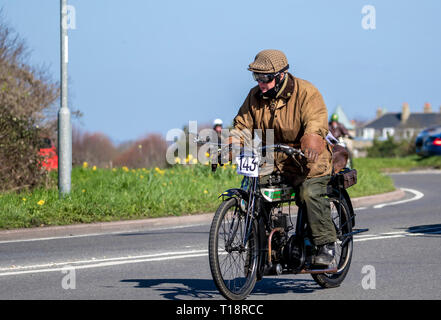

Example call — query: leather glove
[300,133,326,163]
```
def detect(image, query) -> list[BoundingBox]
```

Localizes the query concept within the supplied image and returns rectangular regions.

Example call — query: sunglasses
[252,72,280,83]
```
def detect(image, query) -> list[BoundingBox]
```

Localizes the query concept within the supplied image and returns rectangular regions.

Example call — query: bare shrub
[113,134,168,169]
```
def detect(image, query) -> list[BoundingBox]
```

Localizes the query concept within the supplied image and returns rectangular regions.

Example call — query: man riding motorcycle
[328,113,354,169]
[229,49,337,266]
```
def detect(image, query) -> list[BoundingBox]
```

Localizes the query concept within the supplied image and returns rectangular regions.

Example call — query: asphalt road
[0,171,440,300]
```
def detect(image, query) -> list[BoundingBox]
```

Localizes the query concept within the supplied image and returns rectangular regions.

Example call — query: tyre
[312,196,353,288]
[208,198,259,300]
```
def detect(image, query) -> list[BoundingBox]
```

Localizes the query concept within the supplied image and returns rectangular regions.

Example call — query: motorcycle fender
[218,188,249,202]
[340,188,356,227]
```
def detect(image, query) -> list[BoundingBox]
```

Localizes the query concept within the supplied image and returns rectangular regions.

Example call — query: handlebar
[194,138,304,157]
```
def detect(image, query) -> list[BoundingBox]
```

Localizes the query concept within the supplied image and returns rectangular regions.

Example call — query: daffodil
[83,162,88,168]
[37,200,45,206]
[122,166,129,172]
[22,198,26,202]
[191,159,198,164]
[203,190,208,194]
[82,189,86,193]
[92,166,97,171]
[175,157,181,164]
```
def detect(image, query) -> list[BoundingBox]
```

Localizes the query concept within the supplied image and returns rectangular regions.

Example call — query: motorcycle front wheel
[208,198,259,300]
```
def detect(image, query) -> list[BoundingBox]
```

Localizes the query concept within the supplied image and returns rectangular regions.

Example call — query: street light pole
[58,0,72,197]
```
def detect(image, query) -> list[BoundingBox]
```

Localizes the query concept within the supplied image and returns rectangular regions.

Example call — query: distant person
[213,118,223,141]
[211,118,224,172]
[328,113,354,170]
[328,113,354,141]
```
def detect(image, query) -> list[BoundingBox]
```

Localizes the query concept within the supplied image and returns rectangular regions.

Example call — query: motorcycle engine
[283,234,305,270]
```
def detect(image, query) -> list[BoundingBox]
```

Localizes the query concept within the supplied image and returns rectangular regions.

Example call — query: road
[0,171,440,300]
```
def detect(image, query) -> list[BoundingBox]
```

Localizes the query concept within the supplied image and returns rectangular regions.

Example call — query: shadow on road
[120,277,319,300]
[405,224,441,238]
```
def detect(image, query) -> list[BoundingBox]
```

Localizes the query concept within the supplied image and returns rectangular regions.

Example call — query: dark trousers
[297,175,337,246]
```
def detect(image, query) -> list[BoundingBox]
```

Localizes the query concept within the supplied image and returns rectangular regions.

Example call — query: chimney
[376,108,383,118]
[401,102,410,124]
[423,102,432,113]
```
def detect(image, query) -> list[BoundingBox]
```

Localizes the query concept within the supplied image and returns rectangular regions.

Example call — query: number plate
[235,156,259,177]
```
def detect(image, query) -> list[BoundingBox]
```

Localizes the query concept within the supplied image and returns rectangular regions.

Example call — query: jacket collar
[277,72,295,100]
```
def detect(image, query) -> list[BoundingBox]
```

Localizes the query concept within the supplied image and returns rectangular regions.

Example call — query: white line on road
[1,226,440,277]
[373,188,424,209]
[0,223,210,245]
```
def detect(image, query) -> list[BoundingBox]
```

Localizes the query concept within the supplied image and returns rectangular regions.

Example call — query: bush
[367,135,416,158]
[0,108,49,192]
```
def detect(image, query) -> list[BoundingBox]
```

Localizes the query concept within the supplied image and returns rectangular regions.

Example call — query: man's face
[258,79,276,93]
[254,72,284,93]
[214,125,222,134]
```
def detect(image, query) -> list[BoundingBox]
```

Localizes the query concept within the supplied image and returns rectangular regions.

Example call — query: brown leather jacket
[232,73,332,185]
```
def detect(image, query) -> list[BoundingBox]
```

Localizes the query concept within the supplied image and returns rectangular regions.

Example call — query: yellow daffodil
[82,189,86,193]
[37,200,45,206]
[83,162,88,168]
[191,159,198,164]
[204,190,208,194]
[22,198,26,202]
[122,166,129,172]
[175,157,181,164]
[92,166,97,171]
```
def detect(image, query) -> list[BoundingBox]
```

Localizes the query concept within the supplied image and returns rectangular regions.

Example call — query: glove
[300,134,326,163]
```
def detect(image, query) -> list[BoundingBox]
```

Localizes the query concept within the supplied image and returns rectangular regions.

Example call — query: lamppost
[58,0,71,197]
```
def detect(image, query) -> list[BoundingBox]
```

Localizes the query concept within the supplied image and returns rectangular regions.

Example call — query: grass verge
[0,155,439,229]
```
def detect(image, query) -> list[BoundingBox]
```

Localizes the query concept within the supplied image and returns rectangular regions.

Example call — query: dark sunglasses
[252,72,279,83]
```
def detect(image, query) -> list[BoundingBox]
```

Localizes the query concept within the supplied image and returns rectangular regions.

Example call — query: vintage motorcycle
[206,143,368,300]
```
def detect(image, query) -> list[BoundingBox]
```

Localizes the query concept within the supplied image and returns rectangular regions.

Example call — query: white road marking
[1,225,440,277]
[0,223,210,245]
[373,188,424,209]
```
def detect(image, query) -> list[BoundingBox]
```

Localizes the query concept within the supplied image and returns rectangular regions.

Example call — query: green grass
[0,164,242,229]
[1,155,440,230]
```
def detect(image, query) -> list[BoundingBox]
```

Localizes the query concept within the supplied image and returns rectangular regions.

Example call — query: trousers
[297,175,337,246]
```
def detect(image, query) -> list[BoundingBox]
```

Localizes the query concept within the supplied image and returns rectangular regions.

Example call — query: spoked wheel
[208,198,259,300]
[312,196,353,288]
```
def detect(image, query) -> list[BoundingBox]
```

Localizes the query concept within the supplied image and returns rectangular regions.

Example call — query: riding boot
[314,242,335,266]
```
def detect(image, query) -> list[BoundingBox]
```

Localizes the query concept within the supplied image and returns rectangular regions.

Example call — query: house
[357,103,441,141]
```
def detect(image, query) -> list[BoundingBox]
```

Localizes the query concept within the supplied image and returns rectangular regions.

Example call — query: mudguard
[327,185,356,227]
[218,188,249,202]
[341,188,356,227]
[334,188,355,227]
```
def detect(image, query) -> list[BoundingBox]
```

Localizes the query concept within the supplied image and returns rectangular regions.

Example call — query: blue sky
[2,0,440,143]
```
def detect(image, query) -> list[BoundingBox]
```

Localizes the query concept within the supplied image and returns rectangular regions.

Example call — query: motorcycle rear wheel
[312,196,353,288]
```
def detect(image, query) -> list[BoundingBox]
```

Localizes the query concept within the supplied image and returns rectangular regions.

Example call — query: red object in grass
[39,138,58,171]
